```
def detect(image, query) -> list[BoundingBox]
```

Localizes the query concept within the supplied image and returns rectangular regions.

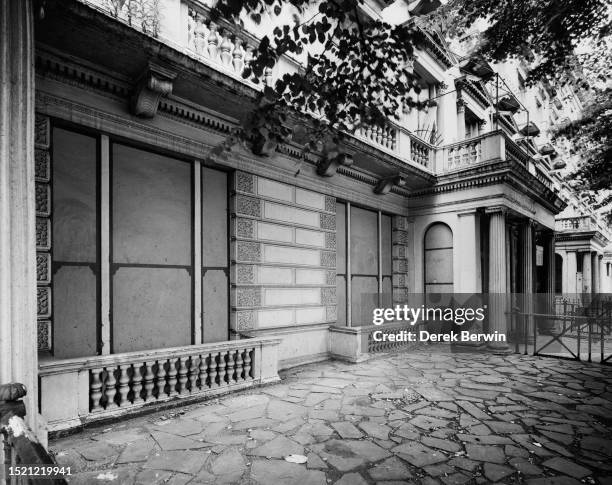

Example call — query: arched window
[424,223,453,293]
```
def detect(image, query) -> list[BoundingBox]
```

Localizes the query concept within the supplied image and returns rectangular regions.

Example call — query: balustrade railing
[90,346,254,412]
[355,124,398,152]
[39,337,280,431]
[445,138,482,171]
[555,216,594,232]
[410,137,432,168]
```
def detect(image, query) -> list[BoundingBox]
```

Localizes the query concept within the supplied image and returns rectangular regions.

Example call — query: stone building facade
[0,0,608,443]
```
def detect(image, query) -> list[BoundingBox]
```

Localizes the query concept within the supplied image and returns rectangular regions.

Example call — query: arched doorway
[424,223,454,293]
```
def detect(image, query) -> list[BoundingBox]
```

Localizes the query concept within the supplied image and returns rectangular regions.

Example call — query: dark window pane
[382,214,392,276]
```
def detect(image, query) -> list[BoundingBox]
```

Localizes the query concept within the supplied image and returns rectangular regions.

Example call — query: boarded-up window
[424,223,453,293]
[52,127,98,358]
[336,202,347,326]
[112,144,192,352]
[351,207,379,324]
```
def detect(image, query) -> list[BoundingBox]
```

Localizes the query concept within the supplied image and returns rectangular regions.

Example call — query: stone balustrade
[556,216,595,232]
[355,123,398,152]
[39,337,281,432]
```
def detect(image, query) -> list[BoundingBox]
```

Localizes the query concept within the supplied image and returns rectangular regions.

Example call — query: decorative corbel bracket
[131,62,177,118]
[374,175,406,195]
[316,153,354,177]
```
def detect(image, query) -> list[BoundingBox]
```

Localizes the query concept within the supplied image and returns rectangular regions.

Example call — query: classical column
[487,207,509,350]
[541,231,556,334]
[583,252,592,294]
[520,220,535,343]
[592,253,601,294]
[566,251,577,294]
[0,0,38,432]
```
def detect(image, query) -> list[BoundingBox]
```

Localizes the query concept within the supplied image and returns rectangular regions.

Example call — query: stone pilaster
[541,231,556,335]
[486,208,509,350]
[0,0,38,432]
[392,215,410,304]
[566,251,577,294]
[520,220,535,343]
[592,253,600,294]
[583,252,592,294]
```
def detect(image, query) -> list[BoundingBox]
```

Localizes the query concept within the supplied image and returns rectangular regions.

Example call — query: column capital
[485,206,508,216]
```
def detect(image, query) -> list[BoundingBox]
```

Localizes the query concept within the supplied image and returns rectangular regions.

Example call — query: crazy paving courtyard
[50,346,612,484]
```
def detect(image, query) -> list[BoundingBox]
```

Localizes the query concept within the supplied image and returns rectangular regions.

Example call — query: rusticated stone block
[236,311,256,330]
[35,114,50,149]
[38,320,52,351]
[392,245,407,259]
[37,287,51,317]
[236,172,255,194]
[35,183,50,216]
[320,251,336,268]
[393,259,408,273]
[236,287,262,307]
[320,213,336,231]
[392,215,408,231]
[37,253,51,284]
[326,306,337,322]
[35,149,50,182]
[235,195,261,218]
[322,287,337,305]
[236,218,255,239]
[236,241,261,262]
[236,265,255,284]
[36,217,51,250]
[392,229,408,245]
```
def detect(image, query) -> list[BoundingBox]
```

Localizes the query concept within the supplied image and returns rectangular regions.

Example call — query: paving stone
[457,401,490,420]
[77,442,118,461]
[250,459,327,485]
[210,447,247,483]
[149,418,205,436]
[525,477,582,485]
[487,421,524,434]
[93,428,147,445]
[116,437,156,464]
[332,421,363,439]
[248,435,304,458]
[416,387,454,402]
[409,415,449,431]
[144,450,205,475]
[65,466,139,485]
[134,469,172,485]
[580,436,612,456]
[319,439,391,472]
[359,421,391,440]
[483,463,514,481]
[306,452,328,469]
[448,456,480,472]
[511,460,543,475]
[368,456,412,481]
[150,430,210,451]
[421,436,461,453]
[392,442,447,467]
[542,457,592,479]
[334,472,368,485]
[440,472,472,485]
[465,444,505,464]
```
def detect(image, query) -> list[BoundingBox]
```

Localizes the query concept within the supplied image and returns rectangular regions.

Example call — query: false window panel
[112,144,192,352]
[52,127,98,358]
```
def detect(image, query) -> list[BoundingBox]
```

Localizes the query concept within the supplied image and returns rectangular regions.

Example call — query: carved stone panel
[37,287,51,318]
[235,195,262,218]
[320,214,336,231]
[236,241,261,262]
[37,320,52,351]
[321,251,336,268]
[236,172,255,194]
[236,287,262,307]
[35,114,50,149]
[35,183,51,216]
[35,149,51,182]
[236,311,256,330]
[36,217,51,251]
[36,253,51,284]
